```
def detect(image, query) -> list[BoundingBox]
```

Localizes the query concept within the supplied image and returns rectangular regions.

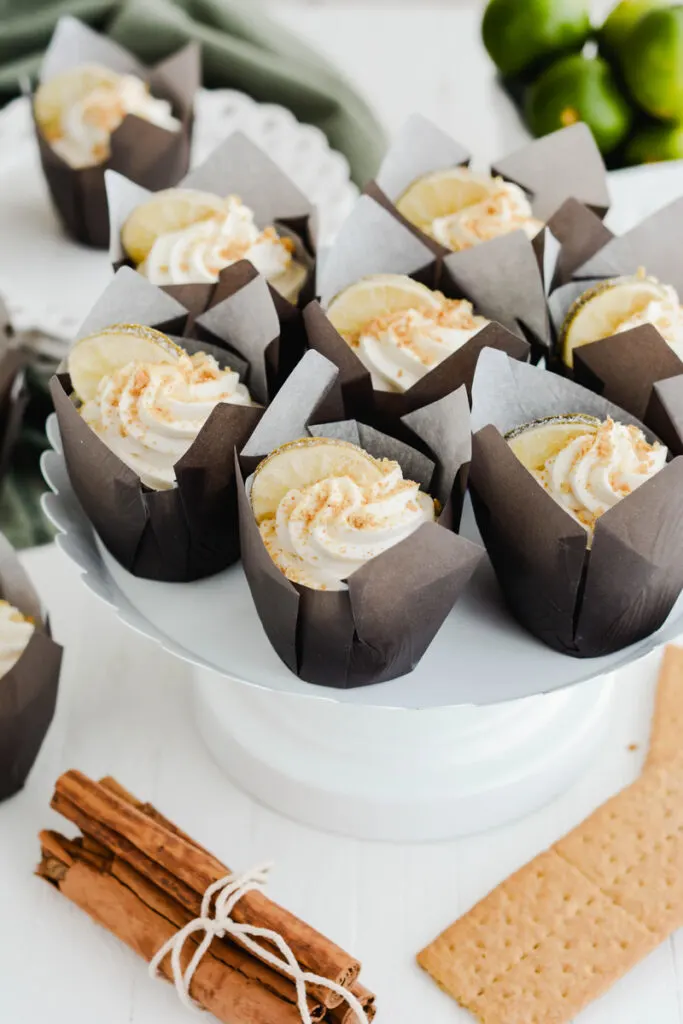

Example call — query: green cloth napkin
[0,0,386,186]
[0,0,386,548]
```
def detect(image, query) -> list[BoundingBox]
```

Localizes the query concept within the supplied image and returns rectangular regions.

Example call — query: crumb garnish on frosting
[345,292,489,393]
[0,599,34,680]
[259,457,435,590]
[42,67,180,168]
[529,416,666,539]
[429,178,543,251]
[81,350,254,491]
[139,195,302,294]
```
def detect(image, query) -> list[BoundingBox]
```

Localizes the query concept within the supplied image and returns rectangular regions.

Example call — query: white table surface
[3,3,683,1022]
[0,544,678,1024]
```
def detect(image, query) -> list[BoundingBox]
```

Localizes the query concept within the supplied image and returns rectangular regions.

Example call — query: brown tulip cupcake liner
[367,114,609,268]
[0,296,30,485]
[306,192,543,437]
[546,197,683,448]
[106,130,317,321]
[33,16,199,249]
[236,349,484,689]
[469,348,683,659]
[0,532,63,801]
[49,265,324,582]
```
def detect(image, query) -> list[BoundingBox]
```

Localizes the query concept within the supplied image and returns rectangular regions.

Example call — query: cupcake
[35,63,181,169]
[34,17,198,248]
[306,194,541,435]
[325,273,491,393]
[74,325,255,490]
[469,349,683,657]
[547,199,683,443]
[370,114,609,256]
[396,168,543,251]
[107,132,315,317]
[507,414,667,541]
[238,349,483,688]
[253,437,436,590]
[559,271,683,370]
[0,533,63,801]
[50,268,271,582]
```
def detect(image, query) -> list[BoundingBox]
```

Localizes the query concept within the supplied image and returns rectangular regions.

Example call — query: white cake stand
[39,160,683,843]
[42,411,683,842]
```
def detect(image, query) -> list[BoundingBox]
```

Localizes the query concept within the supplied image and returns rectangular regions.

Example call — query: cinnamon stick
[52,771,361,1008]
[329,984,376,1024]
[38,835,305,1024]
[111,858,325,1021]
[96,779,323,1018]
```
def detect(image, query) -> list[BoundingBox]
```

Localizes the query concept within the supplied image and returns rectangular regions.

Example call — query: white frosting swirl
[614,285,683,359]
[82,352,253,490]
[139,196,304,297]
[350,298,489,393]
[430,180,543,251]
[260,462,434,590]
[0,600,34,679]
[354,299,489,393]
[533,418,667,538]
[51,72,180,169]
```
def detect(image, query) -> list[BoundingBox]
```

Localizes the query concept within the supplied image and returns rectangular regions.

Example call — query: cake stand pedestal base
[192,670,614,842]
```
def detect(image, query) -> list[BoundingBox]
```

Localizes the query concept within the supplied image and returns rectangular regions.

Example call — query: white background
[2,2,682,1023]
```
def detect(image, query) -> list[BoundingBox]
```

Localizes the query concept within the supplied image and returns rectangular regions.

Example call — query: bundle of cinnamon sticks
[37,771,375,1023]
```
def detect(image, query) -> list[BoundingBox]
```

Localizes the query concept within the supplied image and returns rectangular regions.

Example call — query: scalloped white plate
[0,89,357,348]
[41,413,683,713]
[36,159,683,712]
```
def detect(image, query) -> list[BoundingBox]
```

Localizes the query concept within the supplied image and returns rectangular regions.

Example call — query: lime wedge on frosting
[250,437,386,524]
[68,324,184,403]
[34,64,121,142]
[560,272,672,368]
[121,188,230,266]
[506,414,601,471]
[395,168,494,233]
[326,274,443,343]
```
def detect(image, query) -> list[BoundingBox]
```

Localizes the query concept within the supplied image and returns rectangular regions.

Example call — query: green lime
[482,0,592,77]
[623,5,683,118]
[525,54,633,154]
[598,0,667,62]
[625,119,683,162]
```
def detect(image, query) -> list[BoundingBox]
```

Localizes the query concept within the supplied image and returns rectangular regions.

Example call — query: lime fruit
[559,272,672,367]
[598,0,667,63]
[251,438,385,524]
[326,274,443,344]
[482,0,591,77]
[625,120,683,162]
[69,325,183,403]
[623,5,683,119]
[525,54,633,154]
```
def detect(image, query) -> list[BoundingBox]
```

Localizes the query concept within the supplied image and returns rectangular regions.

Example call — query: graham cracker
[646,645,683,769]
[417,645,683,1024]
[418,850,655,1024]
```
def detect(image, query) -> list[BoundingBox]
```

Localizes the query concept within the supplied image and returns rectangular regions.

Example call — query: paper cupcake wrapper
[237,350,483,688]
[0,532,63,801]
[50,270,273,582]
[309,194,539,431]
[106,130,317,314]
[469,349,683,657]
[79,266,289,406]
[533,198,615,293]
[370,113,609,240]
[34,16,198,248]
[547,198,683,439]
[0,297,31,485]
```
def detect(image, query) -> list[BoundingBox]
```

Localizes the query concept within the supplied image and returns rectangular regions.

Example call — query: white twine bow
[149,863,368,1023]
